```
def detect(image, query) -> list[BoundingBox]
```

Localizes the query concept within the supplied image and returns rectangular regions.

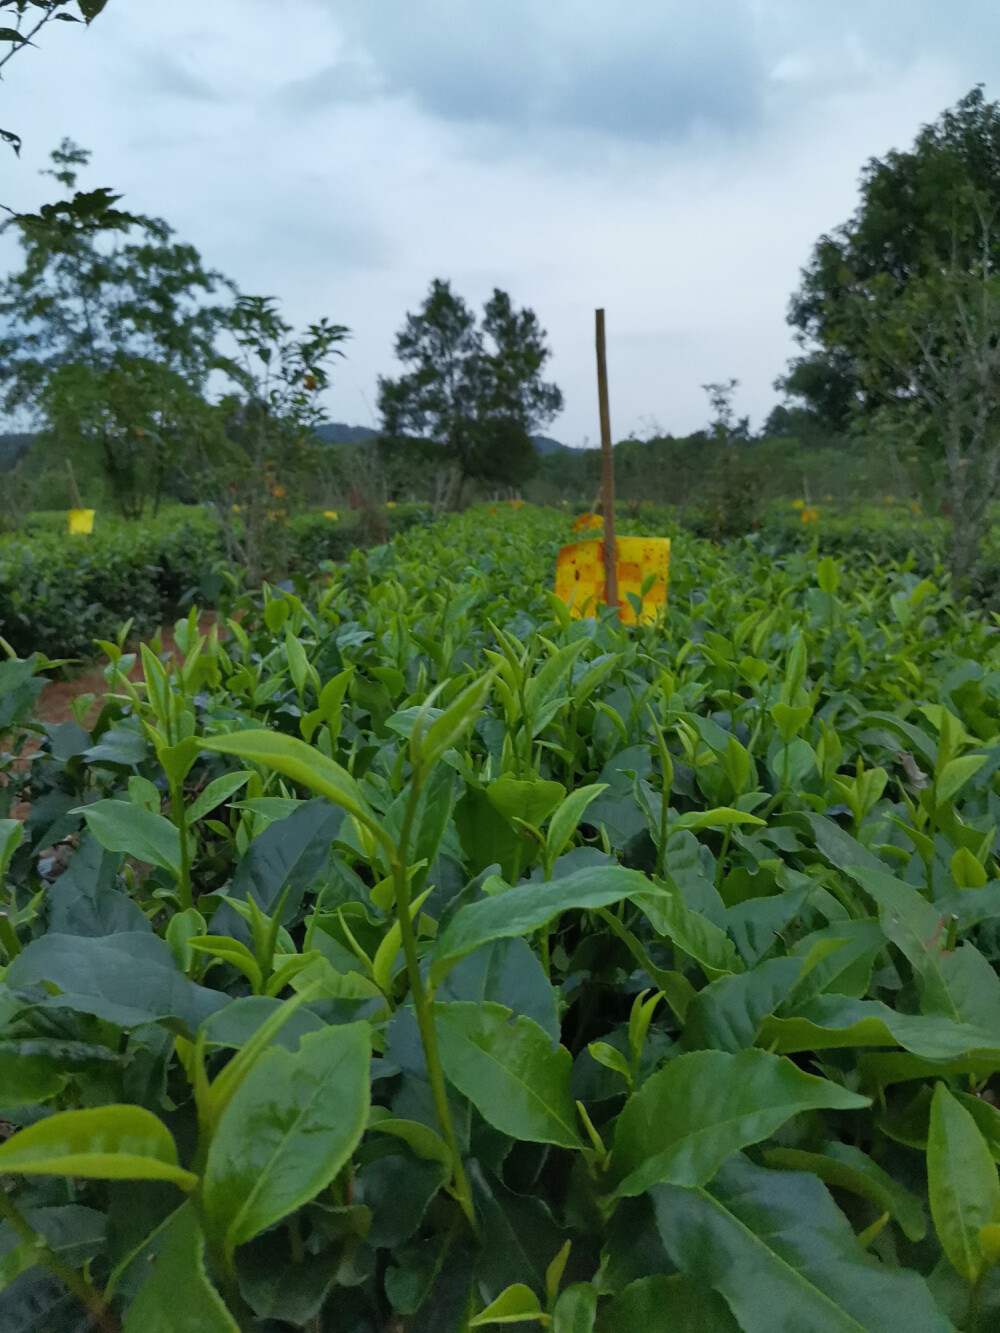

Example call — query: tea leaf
[436,1001,582,1148]
[652,1155,951,1332]
[611,1048,868,1196]
[73,799,181,876]
[202,1022,370,1257]
[0,1106,197,1187]
[123,1203,237,1332]
[927,1081,1000,1282]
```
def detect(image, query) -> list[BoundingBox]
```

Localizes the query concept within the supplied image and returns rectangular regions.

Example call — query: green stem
[538,929,551,979]
[0,1187,118,1332]
[714,828,732,893]
[170,780,193,911]
[968,1269,988,1331]
[0,911,21,959]
[391,776,477,1231]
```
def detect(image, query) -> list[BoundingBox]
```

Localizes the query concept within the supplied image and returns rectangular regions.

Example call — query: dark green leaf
[202,1022,370,1257]
[612,1048,867,1196]
[651,1155,952,1332]
[72,800,180,877]
[5,932,227,1031]
[436,1002,581,1148]
[432,865,651,981]
[927,1081,1000,1282]
[123,1203,236,1332]
[595,1275,739,1333]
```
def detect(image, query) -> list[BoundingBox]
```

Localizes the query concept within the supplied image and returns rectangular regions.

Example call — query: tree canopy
[783,87,1000,580]
[784,87,1000,427]
[0,141,232,515]
[377,279,562,495]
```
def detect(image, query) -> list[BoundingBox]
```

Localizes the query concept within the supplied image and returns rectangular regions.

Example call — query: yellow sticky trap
[554,536,670,626]
[67,509,95,535]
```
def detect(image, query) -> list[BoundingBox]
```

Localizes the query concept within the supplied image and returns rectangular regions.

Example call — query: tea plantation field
[2,504,1000,1330]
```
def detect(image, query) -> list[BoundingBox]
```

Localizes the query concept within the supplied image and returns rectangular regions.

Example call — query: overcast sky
[2,1,998,445]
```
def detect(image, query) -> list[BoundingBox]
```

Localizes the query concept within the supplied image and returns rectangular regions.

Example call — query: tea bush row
[0,504,429,660]
[1,504,1000,1329]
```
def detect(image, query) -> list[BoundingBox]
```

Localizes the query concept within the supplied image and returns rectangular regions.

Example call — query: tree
[701,378,749,444]
[784,87,1000,584]
[196,295,349,585]
[378,279,562,500]
[786,87,1000,420]
[0,140,232,514]
[1,0,107,157]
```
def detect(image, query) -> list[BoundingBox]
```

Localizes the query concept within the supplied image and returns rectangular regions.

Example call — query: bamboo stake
[65,458,83,509]
[595,309,618,610]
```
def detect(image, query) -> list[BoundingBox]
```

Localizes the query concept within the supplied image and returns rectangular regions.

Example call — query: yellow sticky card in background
[555,536,670,626]
[67,509,95,535]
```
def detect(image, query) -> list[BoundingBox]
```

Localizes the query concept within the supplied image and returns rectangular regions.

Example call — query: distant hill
[531,435,571,456]
[314,423,379,445]
[0,423,578,471]
[315,423,573,454]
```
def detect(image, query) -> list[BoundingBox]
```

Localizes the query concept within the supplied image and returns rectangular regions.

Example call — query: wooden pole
[595,309,618,610]
[65,459,83,509]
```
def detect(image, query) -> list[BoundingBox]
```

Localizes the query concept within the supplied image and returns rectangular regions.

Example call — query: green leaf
[487,776,566,829]
[588,1041,632,1084]
[199,730,381,842]
[432,864,650,981]
[284,627,311,697]
[73,799,180,876]
[186,772,250,825]
[682,957,804,1052]
[372,887,433,996]
[652,1155,952,1333]
[669,807,765,835]
[633,885,742,979]
[0,1049,67,1109]
[0,1204,105,1292]
[611,1048,868,1197]
[202,1022,370,1258]
[0,818,23,876]
[842,865,1000,1028]
[367,1112,452,1166]
[6,931,226,1031]
[123,1203,237,1332]
[546,784,608,862]
[595,1275,739,1332]
[416,672,493,768]
[551,1283,598,1333]
[0,1240,40,1291]
[762,1142,926,1241]
[951,846,988,890]
[189,937,263,992]
[469,1283,543,1326]
[770,702,812,742]
[0,1106,196,1188]
[927,1081,1000,1282]
[936,754,988,804]
[435,1001,582,1148]
[228,798,340,919]
[817,556,840,595]
[760,995,1000,1060]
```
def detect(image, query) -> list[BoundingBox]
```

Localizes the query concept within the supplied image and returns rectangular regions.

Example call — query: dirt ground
[36,612,220,725]
[5,613,220,821]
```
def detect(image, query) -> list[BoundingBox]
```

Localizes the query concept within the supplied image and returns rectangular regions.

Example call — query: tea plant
[2,504,1000,1330]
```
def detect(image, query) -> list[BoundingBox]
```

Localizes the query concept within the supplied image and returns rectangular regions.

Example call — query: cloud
[3,0,1000,447]
[278,61,383,113]
[285,0,767,143]
[140,55,221,103]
